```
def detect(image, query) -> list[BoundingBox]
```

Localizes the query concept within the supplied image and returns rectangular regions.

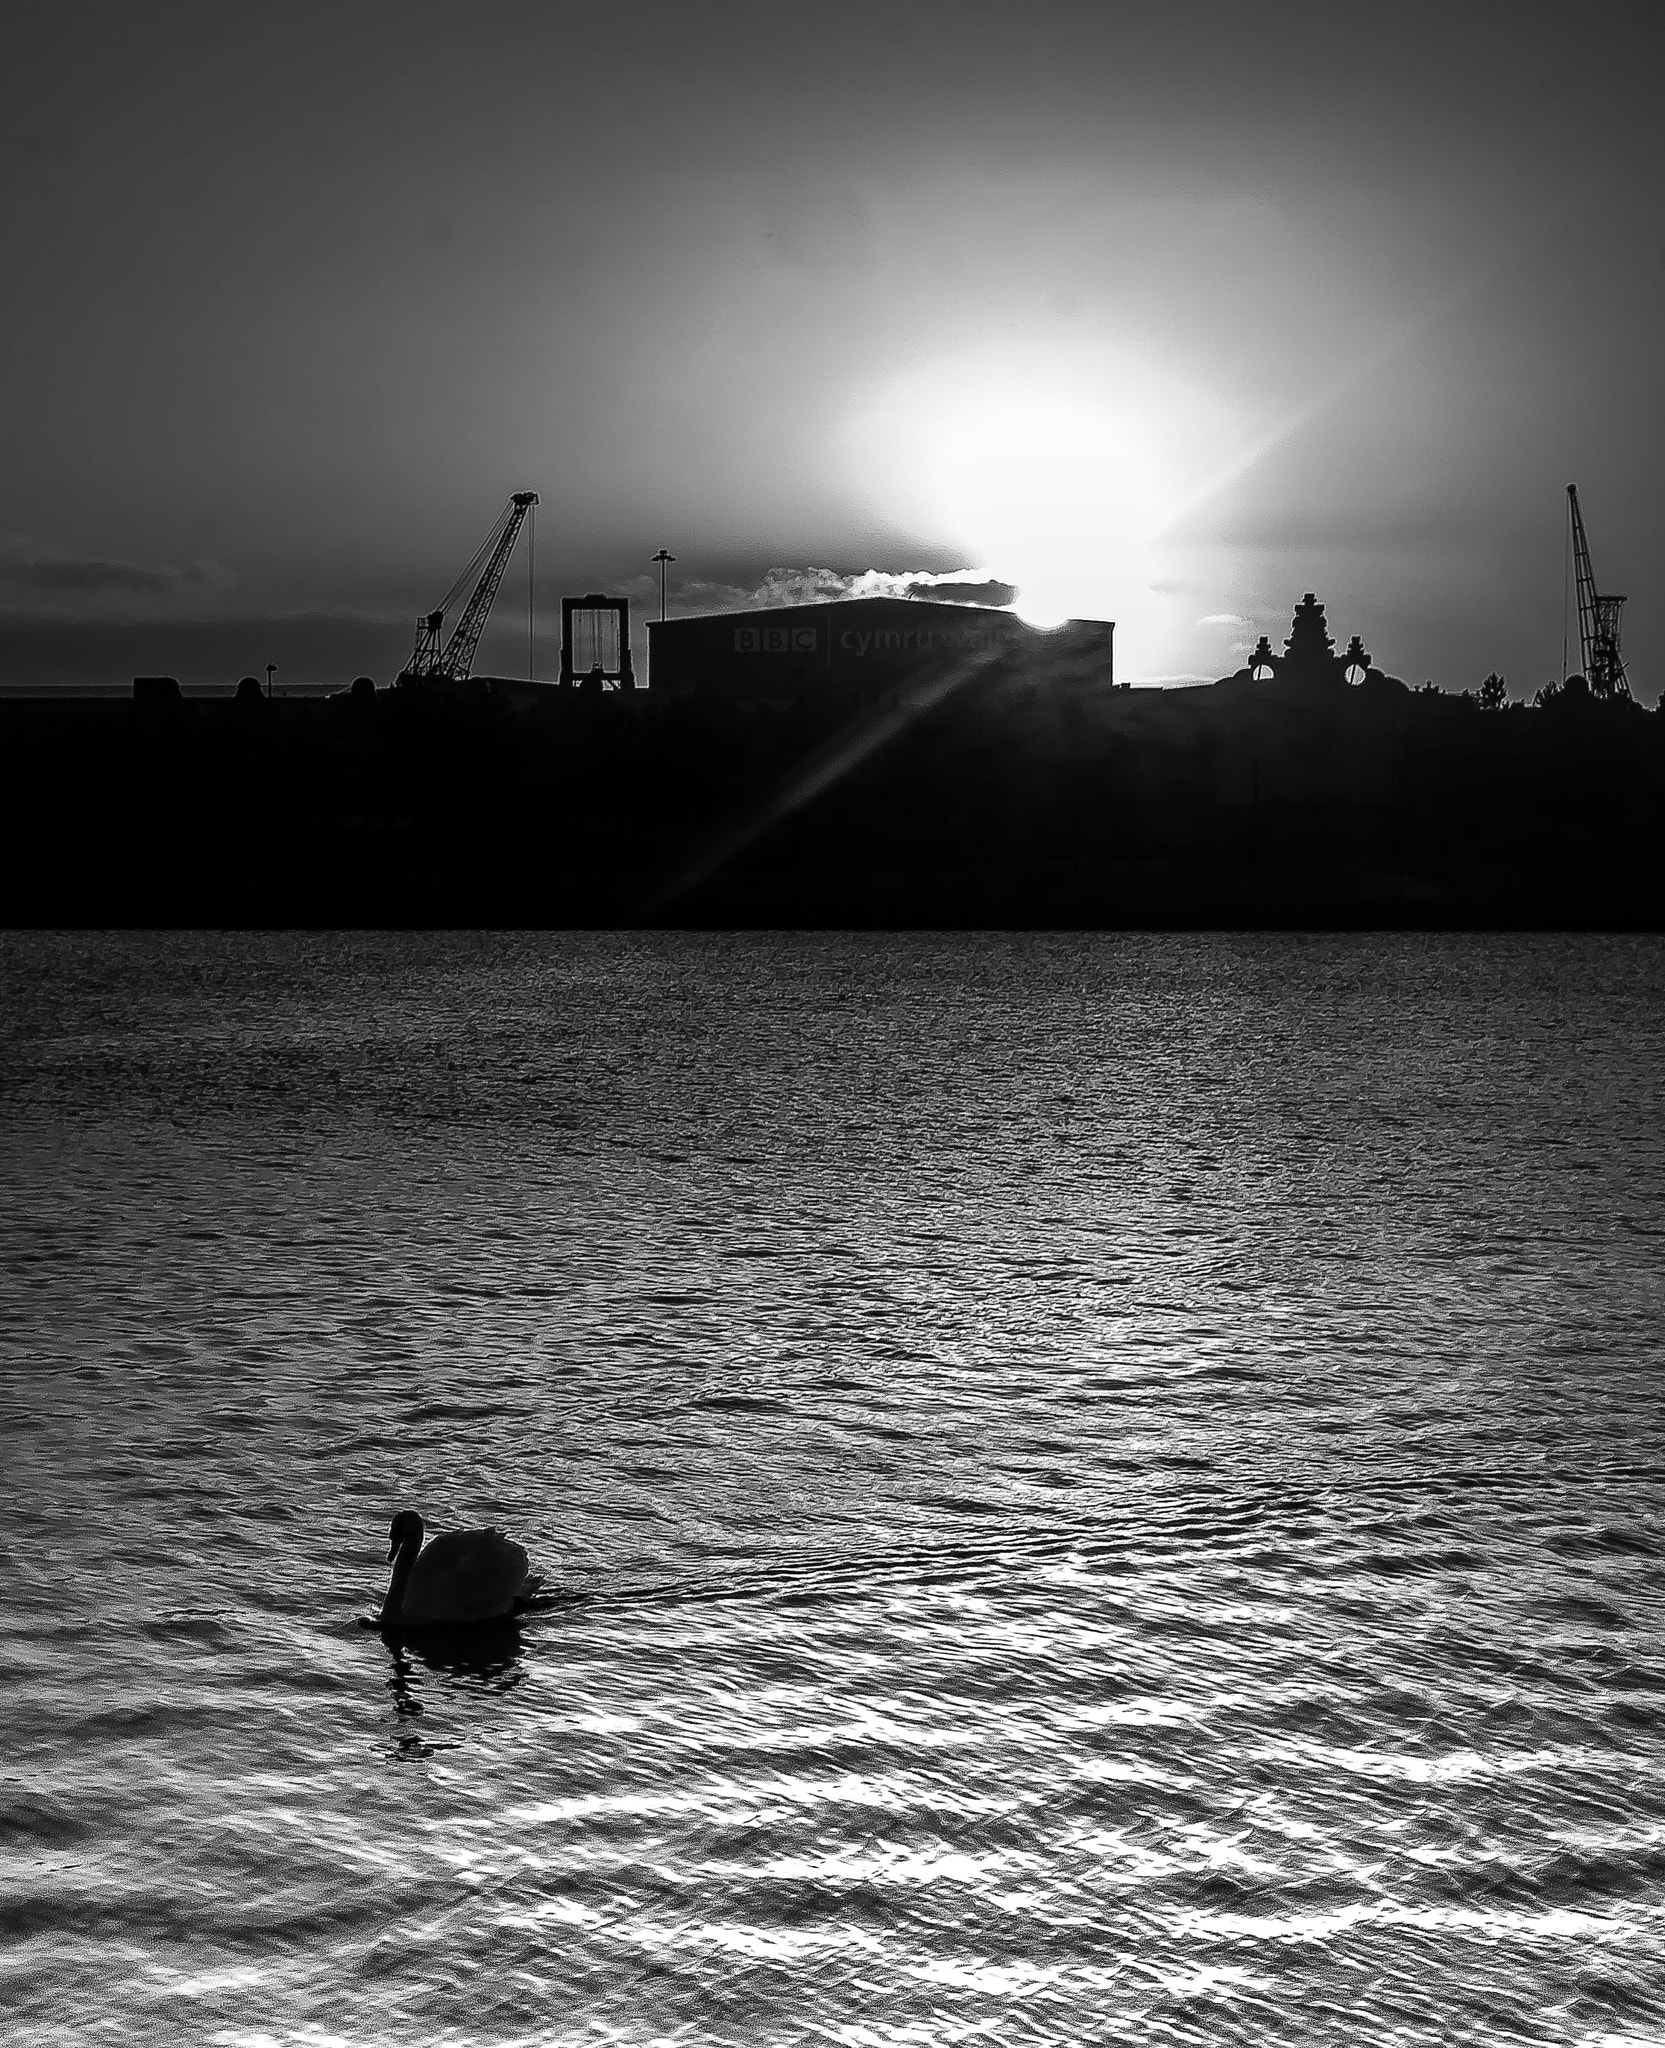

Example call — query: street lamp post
[265,662,277,701]
[651,549,676,622]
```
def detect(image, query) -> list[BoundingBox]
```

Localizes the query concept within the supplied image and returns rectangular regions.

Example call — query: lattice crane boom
[404,492,538,683]
[1567,484,1630,702]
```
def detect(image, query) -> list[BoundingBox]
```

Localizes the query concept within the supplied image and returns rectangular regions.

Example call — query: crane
[1566,484,1630,701]
[401,492,538,685]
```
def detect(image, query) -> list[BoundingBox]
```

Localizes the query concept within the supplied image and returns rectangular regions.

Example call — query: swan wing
[399,1527,536,1625]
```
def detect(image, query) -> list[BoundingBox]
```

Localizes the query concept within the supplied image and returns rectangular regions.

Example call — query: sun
[929,390,1170,627]
[845,347,1226,665]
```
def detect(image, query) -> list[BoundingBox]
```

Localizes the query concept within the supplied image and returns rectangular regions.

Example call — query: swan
[380,1510,543,1627]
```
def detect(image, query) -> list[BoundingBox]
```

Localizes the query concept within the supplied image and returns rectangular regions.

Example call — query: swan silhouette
[379,1510,542,1627]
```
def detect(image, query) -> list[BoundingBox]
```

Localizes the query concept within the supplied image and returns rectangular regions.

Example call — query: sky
[2,0,1661,695]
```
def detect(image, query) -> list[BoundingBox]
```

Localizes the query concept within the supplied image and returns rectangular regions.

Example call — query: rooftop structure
[1242,594,1379,690]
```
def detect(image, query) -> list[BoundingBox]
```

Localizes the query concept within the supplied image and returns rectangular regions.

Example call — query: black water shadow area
[360,1590,597,1757]
[370,1618,530,1757]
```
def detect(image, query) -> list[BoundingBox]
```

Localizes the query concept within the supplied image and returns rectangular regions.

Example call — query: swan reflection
[381,1616,528,1740]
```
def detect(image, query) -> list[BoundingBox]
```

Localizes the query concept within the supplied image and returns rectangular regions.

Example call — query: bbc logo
[735,627,816,654]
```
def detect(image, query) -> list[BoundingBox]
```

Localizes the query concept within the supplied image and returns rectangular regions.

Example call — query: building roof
[648,596,1109,633]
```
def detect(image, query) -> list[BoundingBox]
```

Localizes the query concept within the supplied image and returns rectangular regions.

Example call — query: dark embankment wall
[0,669,1660,928]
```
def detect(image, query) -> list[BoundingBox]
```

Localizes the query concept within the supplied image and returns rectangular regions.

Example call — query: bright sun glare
[848,351,1232,671]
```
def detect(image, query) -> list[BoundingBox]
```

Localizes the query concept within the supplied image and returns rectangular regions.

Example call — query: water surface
[3,932,1663,2045]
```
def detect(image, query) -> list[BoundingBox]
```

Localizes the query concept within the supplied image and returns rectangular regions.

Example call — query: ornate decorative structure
[1282,592,1336,683]
[1244,594,1376,688]
[1342,635,1371,684]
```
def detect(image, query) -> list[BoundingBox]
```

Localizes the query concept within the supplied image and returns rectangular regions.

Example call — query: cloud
[651,565,1017,616]
[0,538,233,603]
[1198,611,1252,627]
[902,576,1018,608]
[15,559,181,596]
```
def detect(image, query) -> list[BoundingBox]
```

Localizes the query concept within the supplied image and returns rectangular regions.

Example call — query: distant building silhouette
[1,597,1657,928]
[646,597,1114,707]
[1238,595,1383,690]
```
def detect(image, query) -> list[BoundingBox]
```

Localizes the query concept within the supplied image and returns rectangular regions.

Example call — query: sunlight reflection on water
[2,931,1663,2046]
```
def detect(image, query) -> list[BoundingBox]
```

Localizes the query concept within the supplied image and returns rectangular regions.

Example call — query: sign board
[734,627,818,654]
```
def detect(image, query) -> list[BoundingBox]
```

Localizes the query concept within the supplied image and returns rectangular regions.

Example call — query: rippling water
[3,931,1664,2046]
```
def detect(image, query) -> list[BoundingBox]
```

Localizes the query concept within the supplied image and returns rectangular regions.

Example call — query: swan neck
[381,1538,419,1624]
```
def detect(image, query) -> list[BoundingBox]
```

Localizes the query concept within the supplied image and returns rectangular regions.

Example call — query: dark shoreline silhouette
[1,608,1658,931]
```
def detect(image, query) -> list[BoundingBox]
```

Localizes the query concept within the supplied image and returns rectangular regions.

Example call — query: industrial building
[645,598,1114,707]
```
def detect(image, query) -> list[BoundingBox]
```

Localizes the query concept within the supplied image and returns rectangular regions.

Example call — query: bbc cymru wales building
[645,597,1114,706]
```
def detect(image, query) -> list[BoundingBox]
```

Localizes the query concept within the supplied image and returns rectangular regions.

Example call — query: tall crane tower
[1566,484,1630,701]
[401,492,538,685]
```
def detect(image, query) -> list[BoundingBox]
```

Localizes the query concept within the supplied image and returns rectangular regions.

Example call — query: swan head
[388,1509,425,1562]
